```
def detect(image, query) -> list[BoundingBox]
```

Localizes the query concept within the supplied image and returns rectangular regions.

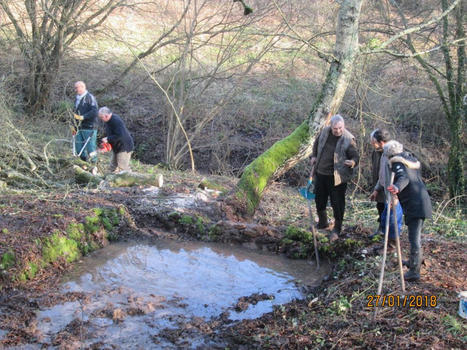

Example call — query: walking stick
[307,167,320,269]
[392,195,406,292]
[306,197,320,270]
[373,172,395,320]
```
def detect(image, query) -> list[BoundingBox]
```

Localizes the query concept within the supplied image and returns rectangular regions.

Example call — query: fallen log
[73,166,163,188]
[73,165,103,186]
[105,172,164,188]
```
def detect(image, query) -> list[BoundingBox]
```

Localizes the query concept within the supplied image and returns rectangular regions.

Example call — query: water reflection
[31,240,328,349]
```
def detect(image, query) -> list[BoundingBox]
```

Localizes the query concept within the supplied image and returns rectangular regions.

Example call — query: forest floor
[0,168,466,349]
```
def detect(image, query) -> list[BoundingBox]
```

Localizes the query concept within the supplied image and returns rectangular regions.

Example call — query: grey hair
[370,129,378,141]
[330,114,344,126]
[98,106,112,115]
[75,81,85,87]
[383,140,403,157]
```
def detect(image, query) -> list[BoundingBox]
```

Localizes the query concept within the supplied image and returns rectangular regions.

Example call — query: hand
[369,191,378,201]
[387,185,399,194]
[344,160,355,168]
[310,157,317,166]
[74,113,83,121]
[102,137,108,143]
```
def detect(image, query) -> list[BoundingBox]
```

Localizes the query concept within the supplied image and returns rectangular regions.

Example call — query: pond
[4,239,329,349]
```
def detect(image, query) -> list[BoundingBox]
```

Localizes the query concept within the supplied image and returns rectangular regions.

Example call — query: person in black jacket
[98,107,134,173]
[73,81,98,162]
[385,140,432,281]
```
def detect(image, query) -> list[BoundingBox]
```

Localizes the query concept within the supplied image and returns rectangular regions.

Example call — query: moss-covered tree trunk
[229,0,364,217]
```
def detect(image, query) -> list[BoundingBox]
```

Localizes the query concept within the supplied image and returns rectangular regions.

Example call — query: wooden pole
[373,172,395,320]
[307,167,320,269]
[307,199,320,269]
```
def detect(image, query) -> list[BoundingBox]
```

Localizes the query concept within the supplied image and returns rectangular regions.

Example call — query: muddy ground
[0,172,466,349]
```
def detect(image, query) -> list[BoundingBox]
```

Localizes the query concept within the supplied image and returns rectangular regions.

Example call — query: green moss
[42,231,80,264]
[84,215,101,234]
[0,250,15,270]
[168,211,181,220]
[207,224,221,241]
[1,228,9,234]
[236,121,310,215]
[285,225,313,244]
[118,206,126,216]
[104,208,120,226]
[281,238,294,245]
[18,272,27,282]
[180,215,194,225]
[67,222,85,242]
[101,217,113,231]
[93,208,104,216]
[23,261,39,280]
[199,179,227,192]
[195,217,206,234]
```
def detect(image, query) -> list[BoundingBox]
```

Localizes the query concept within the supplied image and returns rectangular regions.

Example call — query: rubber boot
[317,211,329,229]
[404,248,422,282]
[329,220,342,242]
[403,258,425,267]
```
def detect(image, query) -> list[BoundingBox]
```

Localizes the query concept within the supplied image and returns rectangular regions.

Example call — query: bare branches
[368,0,461,52]
[0,0,128,112]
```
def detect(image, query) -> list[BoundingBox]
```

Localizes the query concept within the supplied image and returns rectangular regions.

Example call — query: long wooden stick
[306,199,320,269]
[373,172,395,320]
[307,166,320,269]
[392,196,406,292]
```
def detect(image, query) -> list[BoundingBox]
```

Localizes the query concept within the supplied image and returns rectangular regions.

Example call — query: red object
[99,141,112,153]
[387,185,398,194]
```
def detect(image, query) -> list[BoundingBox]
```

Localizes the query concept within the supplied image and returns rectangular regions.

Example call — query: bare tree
[228,0,364,217]
[109,0,286,170]
[0,0,127,114]
[363,0,465,199]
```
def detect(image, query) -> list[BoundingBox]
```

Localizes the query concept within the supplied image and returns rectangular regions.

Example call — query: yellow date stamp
[366,295,437,308]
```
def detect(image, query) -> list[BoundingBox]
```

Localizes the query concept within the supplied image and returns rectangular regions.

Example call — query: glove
[387,185,399,194]
[74,113,84,121]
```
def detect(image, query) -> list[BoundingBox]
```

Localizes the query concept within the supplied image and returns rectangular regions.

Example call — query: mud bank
[1,182,465,349]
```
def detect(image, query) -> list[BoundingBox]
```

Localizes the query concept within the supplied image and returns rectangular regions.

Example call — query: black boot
[404,248,422,282]
[317,211,329,229]
[329,220,342,242]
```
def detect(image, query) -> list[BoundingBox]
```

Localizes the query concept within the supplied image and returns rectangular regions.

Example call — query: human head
[370,128,391,150]
[383,140,403,158]
[98,106,112,122]
[74,81,86,95]
[330,114,345,137]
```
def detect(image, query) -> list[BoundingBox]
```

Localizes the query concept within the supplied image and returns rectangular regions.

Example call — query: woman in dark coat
[385,141,432,281]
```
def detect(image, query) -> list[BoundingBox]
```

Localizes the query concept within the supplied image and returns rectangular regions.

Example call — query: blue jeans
[75,129,97,162]
[380,201,403,239]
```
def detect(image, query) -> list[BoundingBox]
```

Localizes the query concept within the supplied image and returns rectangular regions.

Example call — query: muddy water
[7,240,329,349]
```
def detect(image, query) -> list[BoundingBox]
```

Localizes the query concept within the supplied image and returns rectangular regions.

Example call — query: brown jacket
[313,126,359,186]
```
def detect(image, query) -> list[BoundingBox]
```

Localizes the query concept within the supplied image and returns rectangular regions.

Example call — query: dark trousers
[314,173,347,221]
[376,202,385,222]
[406,217,424,256]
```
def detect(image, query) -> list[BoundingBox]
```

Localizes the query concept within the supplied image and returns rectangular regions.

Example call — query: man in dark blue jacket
[98,107,134,173]
[73,81,98,162]
[385,140,432,281]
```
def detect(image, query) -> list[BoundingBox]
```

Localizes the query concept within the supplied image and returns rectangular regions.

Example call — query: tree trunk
[446,1,465,199]
[228,0,364,217]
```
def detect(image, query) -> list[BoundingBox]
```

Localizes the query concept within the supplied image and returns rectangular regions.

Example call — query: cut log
[73,165,103,186]
[105,172,164,188]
